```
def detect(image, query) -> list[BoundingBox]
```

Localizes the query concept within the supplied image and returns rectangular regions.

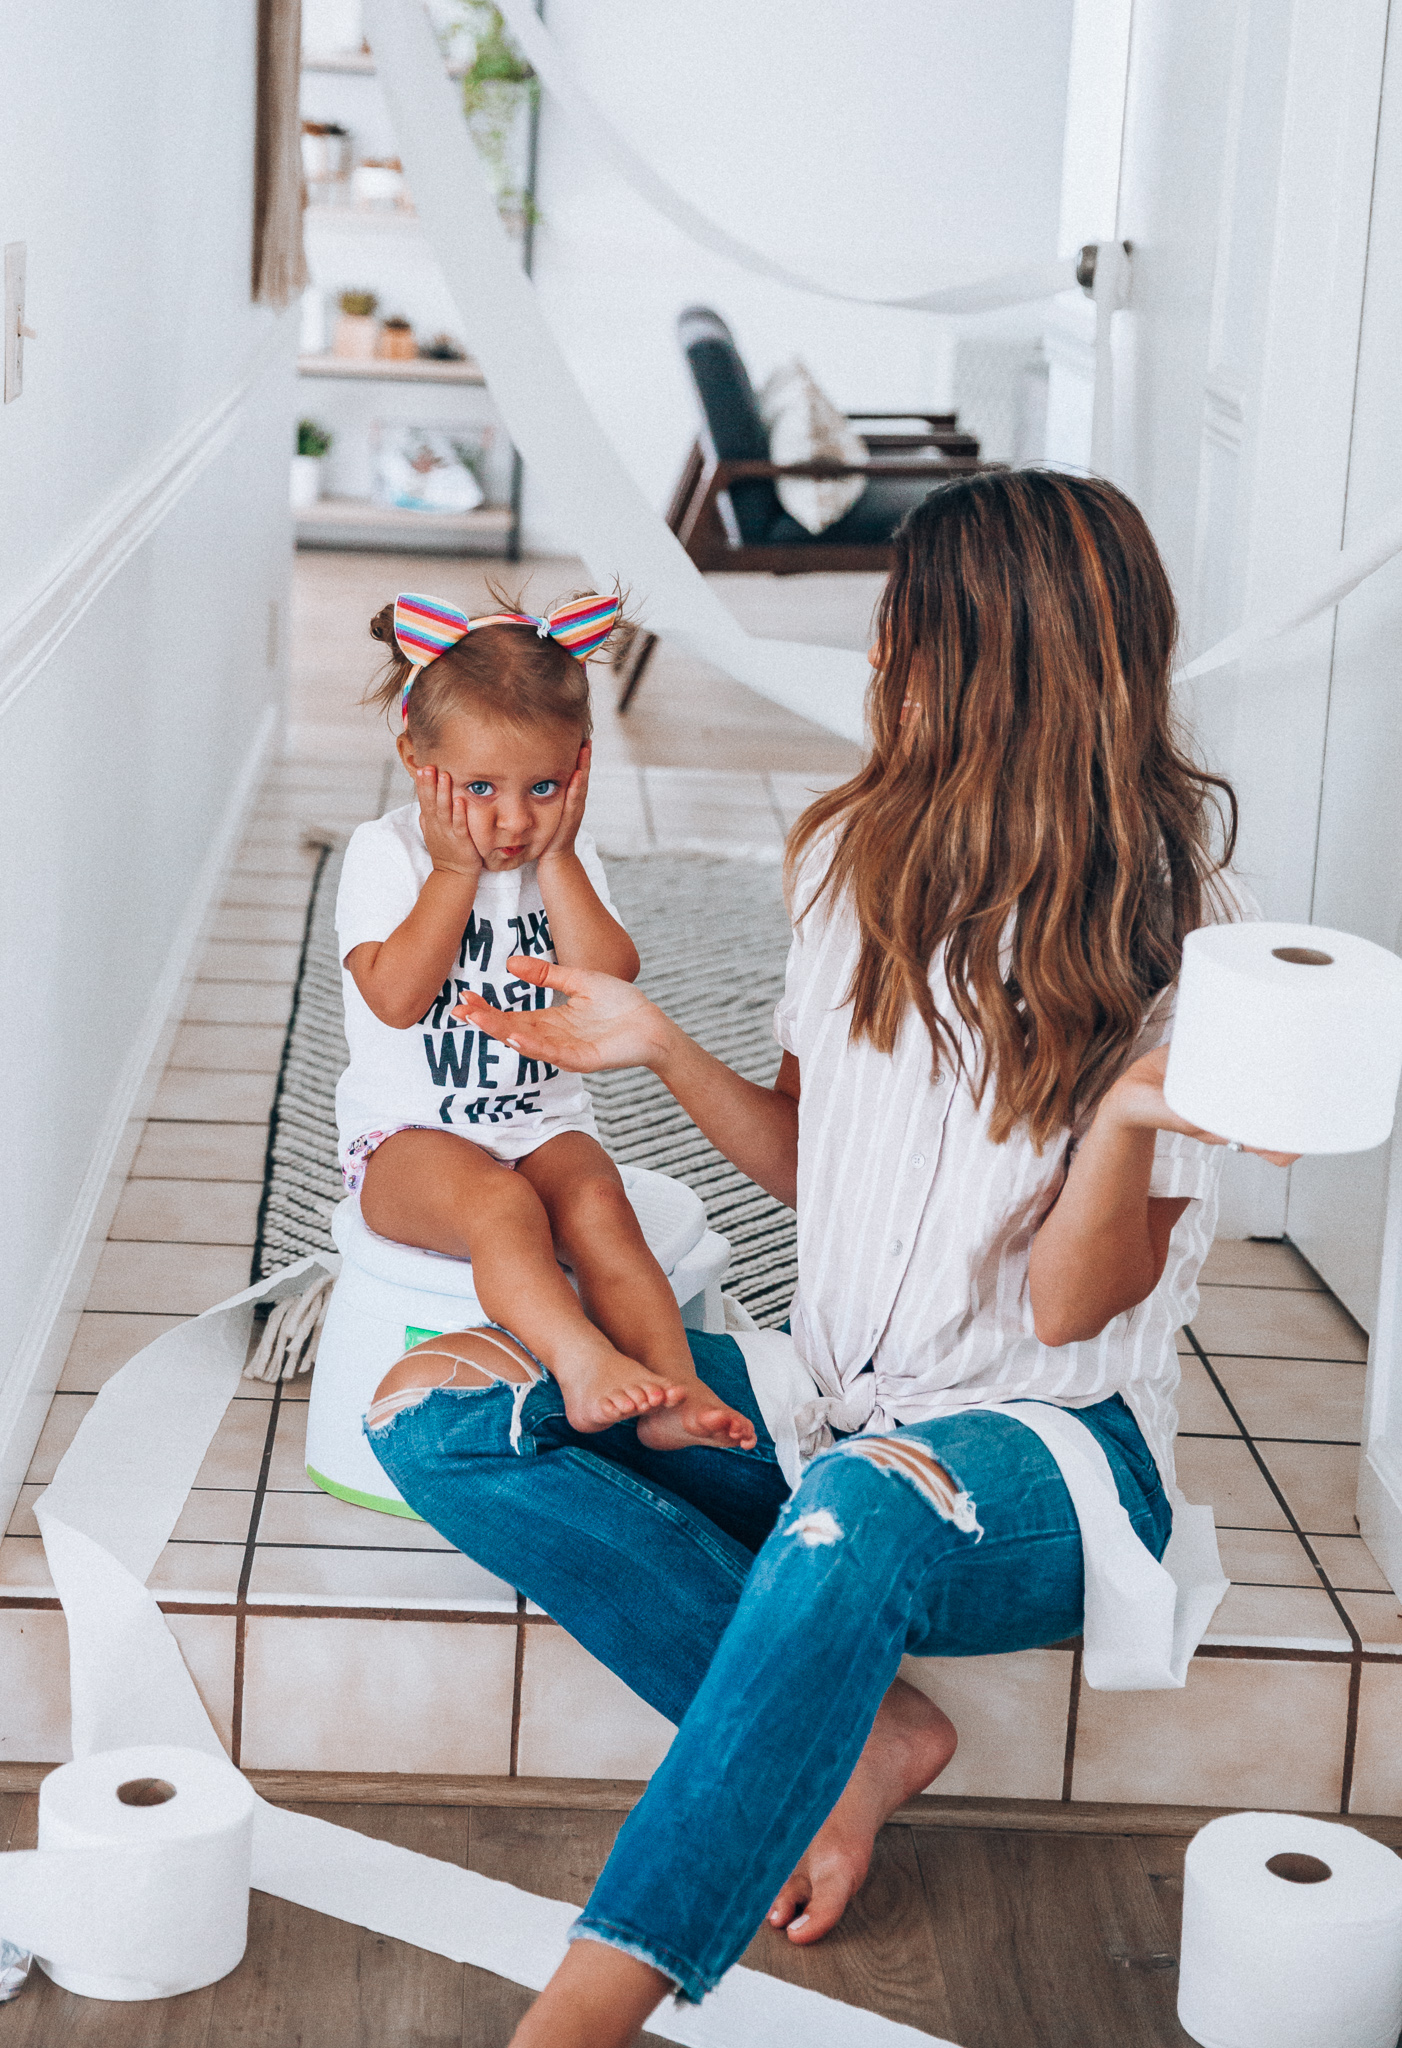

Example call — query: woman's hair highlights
[364,584,631,746]
[787,469,1238,1148]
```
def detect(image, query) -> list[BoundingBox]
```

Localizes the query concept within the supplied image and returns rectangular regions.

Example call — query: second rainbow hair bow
[392,590,621,718]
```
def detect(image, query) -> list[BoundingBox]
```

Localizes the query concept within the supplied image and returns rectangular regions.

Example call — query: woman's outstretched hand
[1108,1045,1299,1167]
[453,955,669,1073]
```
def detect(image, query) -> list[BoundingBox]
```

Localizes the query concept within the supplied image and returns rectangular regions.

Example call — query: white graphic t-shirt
[334,802,620,1165]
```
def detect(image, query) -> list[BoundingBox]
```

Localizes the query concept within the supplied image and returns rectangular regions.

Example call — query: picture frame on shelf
[371,422,495,513]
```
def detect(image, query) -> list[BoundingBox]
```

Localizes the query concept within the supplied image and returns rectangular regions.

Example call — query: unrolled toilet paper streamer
[1177,1811,1402,2048]
[0,1746,254,2001]
[492,0,1080,318]
[3,1259,951,2043]
[371,0,1402,731]
[1164,922,1402,1156]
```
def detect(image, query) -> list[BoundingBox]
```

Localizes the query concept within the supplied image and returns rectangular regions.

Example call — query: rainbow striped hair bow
[392,590,621,718]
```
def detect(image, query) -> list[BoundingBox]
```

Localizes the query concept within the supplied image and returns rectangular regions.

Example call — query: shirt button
[889,1238,903,1256]
[910,1153,925,1168]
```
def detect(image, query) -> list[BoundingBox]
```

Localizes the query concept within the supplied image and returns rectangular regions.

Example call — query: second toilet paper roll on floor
[1165,921,1402,1154]
[1178,1811,1402,2048]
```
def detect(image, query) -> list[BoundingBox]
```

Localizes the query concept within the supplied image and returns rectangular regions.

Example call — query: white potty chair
[305,1165,731,1516]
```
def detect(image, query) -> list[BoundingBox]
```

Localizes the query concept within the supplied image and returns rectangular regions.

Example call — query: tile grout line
[232,1377,285,1766]
[1185,1325,1363,1811]
[1060,1643,1082,1801]
[509,1592,527,1777]
[1184,1328,1360,1633]
[1341,1655,1364,1814]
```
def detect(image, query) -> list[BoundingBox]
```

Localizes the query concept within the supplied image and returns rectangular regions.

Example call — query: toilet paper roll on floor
[1178,1811,1402,2048]
[1165,921,1402,1154]
[0,1745,253,2001]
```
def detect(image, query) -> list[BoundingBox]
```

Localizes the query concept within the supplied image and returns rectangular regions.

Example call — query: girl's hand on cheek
[416,766,484,882]
[538,741,591,867]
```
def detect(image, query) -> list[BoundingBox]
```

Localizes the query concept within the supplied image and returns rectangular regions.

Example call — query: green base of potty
[305,1463,424,1521]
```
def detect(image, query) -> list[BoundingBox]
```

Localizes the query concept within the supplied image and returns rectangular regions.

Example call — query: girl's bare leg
[517,1132,754,1449]
[360,1129,676,1434]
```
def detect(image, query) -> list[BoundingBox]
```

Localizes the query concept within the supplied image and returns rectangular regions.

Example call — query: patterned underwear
[340,1124,520,1194]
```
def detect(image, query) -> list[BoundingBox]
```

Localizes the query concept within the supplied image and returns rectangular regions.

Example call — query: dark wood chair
[615,307,1001,712]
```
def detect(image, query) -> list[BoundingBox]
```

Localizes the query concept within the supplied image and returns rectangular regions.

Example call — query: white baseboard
[0,701,279,1533]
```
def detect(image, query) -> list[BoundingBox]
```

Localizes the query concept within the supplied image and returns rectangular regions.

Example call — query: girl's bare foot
[635,1379,757,1452]
[557,1344,681,1434]
[766,1679,957,1944]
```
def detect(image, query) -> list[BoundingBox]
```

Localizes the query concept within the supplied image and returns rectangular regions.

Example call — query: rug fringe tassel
[244,1270,339,1382]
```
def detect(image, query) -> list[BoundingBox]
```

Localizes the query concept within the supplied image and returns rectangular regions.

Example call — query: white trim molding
[0,701,279,1535]
[0,314,295,722]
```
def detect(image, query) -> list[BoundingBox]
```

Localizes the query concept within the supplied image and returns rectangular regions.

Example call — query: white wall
[0,2,295,1512]
[524,0,1075,542]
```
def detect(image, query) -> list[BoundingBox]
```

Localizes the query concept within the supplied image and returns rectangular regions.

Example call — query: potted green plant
[333,289,380,360]
[377,314,417,362]
[291,419,333,510]
[451,3,539,232]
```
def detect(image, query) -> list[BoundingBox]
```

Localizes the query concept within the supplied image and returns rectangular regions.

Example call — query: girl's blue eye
[530,780,561,798]
[466,781,493,797]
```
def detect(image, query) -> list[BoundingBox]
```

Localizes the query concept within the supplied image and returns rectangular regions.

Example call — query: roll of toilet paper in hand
[0,1745,254,2001]
[1164,921,1402,1153]
[1178,1811,1402,2048]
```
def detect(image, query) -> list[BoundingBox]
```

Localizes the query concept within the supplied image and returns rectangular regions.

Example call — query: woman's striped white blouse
[773,883,1223,1492]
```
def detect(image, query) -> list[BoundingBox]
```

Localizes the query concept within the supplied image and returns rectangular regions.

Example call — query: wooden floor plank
[208,1801,468,2048]
[1134,1835,1189,1954]
[914,1828,1191,2048]
[465,1804,612,2048]
[464,1805,675,2048]
[736,1824,958,2039]
[0,1794,28,1851]
[0,1800,1230,2047]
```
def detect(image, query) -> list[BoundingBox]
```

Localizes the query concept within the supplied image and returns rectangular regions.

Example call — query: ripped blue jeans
[367,1331,1169,2004]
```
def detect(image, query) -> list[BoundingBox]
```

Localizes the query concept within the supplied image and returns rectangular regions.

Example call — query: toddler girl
[336,588,754,1449]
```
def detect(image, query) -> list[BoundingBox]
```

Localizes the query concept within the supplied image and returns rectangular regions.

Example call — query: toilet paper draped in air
[1165,922,1402,1155]
[1177,1812,1402,2048]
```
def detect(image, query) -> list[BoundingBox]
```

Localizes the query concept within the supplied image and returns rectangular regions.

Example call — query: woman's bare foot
[635,1378,757,1452]
[556,1342,682,1434]
[766,1679,957,1945]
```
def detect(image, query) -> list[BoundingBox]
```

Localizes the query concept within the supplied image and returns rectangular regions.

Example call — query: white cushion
[758,358,868,535]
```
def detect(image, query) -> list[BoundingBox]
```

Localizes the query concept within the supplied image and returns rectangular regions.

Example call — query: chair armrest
[715,457,988,482]
[845,410,958,422]
[860,430,982,454]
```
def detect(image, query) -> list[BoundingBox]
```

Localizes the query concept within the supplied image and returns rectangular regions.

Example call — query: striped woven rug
[252,843,798,1326]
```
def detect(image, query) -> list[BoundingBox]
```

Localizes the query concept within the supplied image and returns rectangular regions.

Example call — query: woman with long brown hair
[367,471,1280,2046]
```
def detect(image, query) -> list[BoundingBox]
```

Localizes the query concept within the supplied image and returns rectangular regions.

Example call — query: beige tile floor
[3,554,1399,1811]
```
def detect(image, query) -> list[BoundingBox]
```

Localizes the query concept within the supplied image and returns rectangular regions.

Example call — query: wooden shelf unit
[295,497,515,555]
[297,353,486,386]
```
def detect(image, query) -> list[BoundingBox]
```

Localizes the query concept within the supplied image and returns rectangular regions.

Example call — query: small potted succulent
[377,314,417,361]
[291,419,333,510]
[333,289,379,359]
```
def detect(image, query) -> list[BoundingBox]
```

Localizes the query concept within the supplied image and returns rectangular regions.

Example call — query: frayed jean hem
[569,1915,714,2006]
